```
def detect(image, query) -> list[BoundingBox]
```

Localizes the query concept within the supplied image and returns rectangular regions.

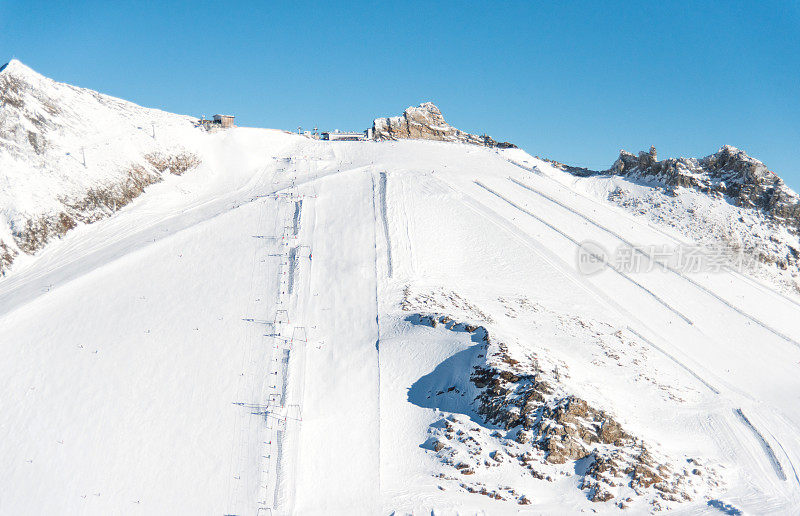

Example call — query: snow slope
[0,59,202,272]
[2,64,800,515]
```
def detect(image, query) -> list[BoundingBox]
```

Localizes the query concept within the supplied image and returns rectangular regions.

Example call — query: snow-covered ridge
[609,145,800,227]
[532,146,800,292]
[544,144,800,230]
[0,59,202,274]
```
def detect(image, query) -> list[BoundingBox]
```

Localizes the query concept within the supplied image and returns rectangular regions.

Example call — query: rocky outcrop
[608,145,800,227]
[536,156,597,177]
[469,344,639,467]
[537,145,800,289]
[541,145,800,231]
[409,308,721,510]
[372,102,516,148]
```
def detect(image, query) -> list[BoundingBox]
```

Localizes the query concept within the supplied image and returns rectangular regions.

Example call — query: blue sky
[2,1,799,187]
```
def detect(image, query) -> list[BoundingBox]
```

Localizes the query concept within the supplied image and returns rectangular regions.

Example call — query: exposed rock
[542,145,800,231]
[144,151,201,176]
[515,430,531,444]
[408,306,722,510]
[625,448,664,488]
[611,146,800,229]
[536,156,598,177]
[371,102,516,148]
[0,241,18,275]
[589,485,615,502]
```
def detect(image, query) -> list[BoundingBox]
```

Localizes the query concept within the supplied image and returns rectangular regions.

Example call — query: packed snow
[2,61,800,515]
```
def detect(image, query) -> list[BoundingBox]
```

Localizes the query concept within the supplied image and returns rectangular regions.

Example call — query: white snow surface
[2,63,800,515]
[0,59,199,253]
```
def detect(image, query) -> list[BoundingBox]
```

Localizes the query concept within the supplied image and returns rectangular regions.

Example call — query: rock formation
[407,306,720,509]
[371,102,516,148]
[541,145,800,231]
[608,145,800,228]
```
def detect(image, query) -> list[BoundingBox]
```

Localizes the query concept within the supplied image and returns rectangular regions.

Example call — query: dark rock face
[372,102,516,148]
[608,145,800,228]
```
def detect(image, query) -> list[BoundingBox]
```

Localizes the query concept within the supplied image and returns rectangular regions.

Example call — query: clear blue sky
[2,1,798,187]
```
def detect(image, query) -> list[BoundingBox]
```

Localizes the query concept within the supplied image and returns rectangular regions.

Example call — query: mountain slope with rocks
[0,59,201,274]
[2,61,800,515]
[531,146,800,294]
[371,101,516,148]
[609,145,800,228]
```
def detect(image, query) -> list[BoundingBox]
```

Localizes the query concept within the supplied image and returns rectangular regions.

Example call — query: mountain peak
[0,59,39,79]
[371,102,516,148]
[606,145,800,226]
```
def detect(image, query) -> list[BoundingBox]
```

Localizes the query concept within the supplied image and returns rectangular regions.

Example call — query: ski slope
[2,128,800,515]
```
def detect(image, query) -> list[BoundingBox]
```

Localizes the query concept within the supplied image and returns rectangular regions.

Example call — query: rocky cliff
[372,102,516,148]
[608,145,800,228]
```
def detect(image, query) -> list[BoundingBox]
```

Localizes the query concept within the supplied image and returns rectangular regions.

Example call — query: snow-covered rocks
[529,144,800,294]
[404,305,723,511]
[371,102,516,148]
[609,145,800,229]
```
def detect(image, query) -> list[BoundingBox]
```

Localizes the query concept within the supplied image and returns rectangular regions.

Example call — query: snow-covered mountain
[2,60,800,516]
[0,59,202,274]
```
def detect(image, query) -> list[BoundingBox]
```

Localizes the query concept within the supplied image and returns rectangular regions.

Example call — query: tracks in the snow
[474,180,695,325]
[225,166,315,516]
[735,409,787,481]
[378,171,393,278]
[262,190,310,515]
[506,176,800,349]
[625,326,721,395]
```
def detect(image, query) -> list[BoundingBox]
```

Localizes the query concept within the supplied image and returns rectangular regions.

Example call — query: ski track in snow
[734,409,787,481]
[507,175,800,349]
[286,246,297,295]
[378,170,393,278]
[292,200,302,237]
[474,180,695,325]
[625,326,721,395]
